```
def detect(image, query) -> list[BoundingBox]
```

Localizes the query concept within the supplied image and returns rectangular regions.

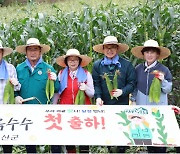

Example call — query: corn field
[0,0,179,153]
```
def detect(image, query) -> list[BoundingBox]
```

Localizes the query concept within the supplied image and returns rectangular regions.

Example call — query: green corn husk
[3,80,15,104]
[49,80,54,99]
[46,79,50,102]
[104,70,119,100]
[46,69,55,104]
[104,73,113,99]
[113,70,119,89]
[149,77,161,103]
[75,90,85,105]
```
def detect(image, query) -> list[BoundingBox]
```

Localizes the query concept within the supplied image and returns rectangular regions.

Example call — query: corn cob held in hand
[46,69,55,104]
[75,90,85,105]
[3,79,15,104]
[103,70,120,100]
[149,70,163,103]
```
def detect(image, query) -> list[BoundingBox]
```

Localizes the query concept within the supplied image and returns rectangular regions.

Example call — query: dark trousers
[26,145,36,153]
[79,146,89,153]
[2,145,13,153]
[147,146,166,153]
[176,147,180,153]
[51,145,62,153]
[26,145,62,153]
[108,146,127,153]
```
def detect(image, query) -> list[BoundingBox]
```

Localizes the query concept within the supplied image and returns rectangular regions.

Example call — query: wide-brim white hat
[93,36,129,53]
[131,39,171,60]
[0,43,13,57]
[56,49,92,67]
[16,38,50,54]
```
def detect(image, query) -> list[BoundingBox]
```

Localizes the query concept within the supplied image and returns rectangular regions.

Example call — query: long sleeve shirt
[0,61,21,104]
[92,56,136,105]
[15,61,60,104]
[131,62,172,105]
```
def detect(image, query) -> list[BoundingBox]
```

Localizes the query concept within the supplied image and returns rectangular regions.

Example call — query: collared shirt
[0,61,21,104]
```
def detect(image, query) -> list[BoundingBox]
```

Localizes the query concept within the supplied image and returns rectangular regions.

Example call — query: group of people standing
[0,35,173,153]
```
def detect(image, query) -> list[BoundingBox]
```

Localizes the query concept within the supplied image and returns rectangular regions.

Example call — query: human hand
[9,78,19,86]
[49,72,57,81]
[112,89,123,98]
[79,83,87,91]
[152,70,164,81]
[15,96,23,104]
[96,98,104,106]
[155,72,164,81]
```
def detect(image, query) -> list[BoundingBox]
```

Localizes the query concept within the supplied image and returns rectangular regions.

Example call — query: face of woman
[67,56,80,71]
[103,44,118,59]
[143,50,159,66]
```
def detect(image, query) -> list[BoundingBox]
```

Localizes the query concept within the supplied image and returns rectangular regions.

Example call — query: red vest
[59,70,91,105]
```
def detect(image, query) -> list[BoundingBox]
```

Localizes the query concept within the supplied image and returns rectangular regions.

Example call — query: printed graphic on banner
[0,105,179,146]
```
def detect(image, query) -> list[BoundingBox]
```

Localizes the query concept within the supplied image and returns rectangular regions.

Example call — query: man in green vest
[15,38,61,153]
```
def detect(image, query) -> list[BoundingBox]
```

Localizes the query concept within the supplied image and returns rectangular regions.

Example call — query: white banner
[0,105,179,146]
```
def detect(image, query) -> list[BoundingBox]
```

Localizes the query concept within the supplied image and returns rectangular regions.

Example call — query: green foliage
[0,0,179,75]
[0,0,4,5]
[0,1,179,152]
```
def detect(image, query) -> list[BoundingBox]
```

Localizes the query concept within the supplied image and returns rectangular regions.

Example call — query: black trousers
[108,146,127,153]
[147,146,166,153]
[26,145,36,153]
[2,145,13,153]
[79,146,89,153]
[26,145,61,153]
[51,145,62,153]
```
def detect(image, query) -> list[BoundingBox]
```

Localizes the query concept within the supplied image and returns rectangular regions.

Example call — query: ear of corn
[49,80,55,99]
[149,76,161,103]
[75,90,85,105]
[113,70,119,90]
[3,80,15,104]
[46,79,50,102]
[46,69,55,104]
[103,70,120,100]
[104,73,113,99]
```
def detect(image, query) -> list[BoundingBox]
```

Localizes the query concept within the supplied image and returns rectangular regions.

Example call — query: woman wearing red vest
[55,48,94,153]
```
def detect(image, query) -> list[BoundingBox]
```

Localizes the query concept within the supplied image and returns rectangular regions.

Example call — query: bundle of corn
[3,79,15,104]
[103,70,120,99]
[46,69,55,104]
[149,70,162,103]
[75,90,85,105]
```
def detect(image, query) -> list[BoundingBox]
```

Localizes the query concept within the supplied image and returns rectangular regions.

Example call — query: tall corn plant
[0,0,179,103]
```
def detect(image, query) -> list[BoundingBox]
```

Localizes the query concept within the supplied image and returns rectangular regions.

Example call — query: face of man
[26,46,41,66]
[67,56,80,71]
[0,49,3,63]
[103,44,118,59]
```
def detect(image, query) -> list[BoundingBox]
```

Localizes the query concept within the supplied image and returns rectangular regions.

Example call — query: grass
[1,0,143,24]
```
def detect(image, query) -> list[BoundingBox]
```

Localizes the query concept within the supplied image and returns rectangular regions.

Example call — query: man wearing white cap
[15,38,61,153]
[0,42,21,153]
[92,36,136,153]
[131,39,172,153]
